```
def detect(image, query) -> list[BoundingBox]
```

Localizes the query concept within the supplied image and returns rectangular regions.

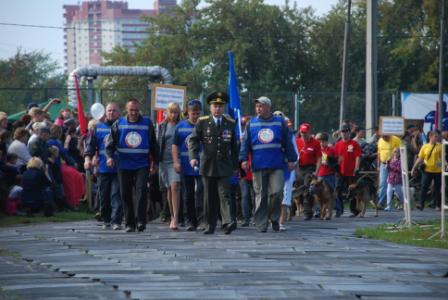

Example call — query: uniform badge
[347,144,354,152]
[258,128,274,144]
[222,130,232,141]
[125,131,142,148]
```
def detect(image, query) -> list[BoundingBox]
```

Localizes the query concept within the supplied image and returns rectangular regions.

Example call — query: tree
[0,49,65,114]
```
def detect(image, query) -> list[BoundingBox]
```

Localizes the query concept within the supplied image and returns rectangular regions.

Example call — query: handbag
[418,144,436,173]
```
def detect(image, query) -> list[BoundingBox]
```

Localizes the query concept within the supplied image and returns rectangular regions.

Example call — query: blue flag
[228,51,242,139]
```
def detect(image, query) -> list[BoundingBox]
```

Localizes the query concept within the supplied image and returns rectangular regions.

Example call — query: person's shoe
[203,227,215,234]
[224,222,237,235]
[314,212,320,218]
[335,211,342,218]
[179,221,186,227]
[259,228,268,233]
[137,223,146,232]
[125,226,135,233]
[304,215,313,221]
[112,224,122,231]
[377,204,385,210]
[186,226,197,232]
[349,213,358,218]
[94,212,102,221]
[384,207,391,212]
[102,223,111,229]
[416,204,423,211]
[241,221,250,227]
[271,221,280,232]
[279,224,286,231]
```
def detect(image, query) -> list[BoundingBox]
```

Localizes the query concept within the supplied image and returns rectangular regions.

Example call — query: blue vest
[117,116,151,170]
[250,115,284,171]
[95,122,117,173]
[175,120,199,176]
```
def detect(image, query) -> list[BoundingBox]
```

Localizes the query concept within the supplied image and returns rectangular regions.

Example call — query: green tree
[0,49,65,114]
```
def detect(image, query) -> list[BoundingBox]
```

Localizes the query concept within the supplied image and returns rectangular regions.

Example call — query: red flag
[156,109,166,124]
[73,74,87,136]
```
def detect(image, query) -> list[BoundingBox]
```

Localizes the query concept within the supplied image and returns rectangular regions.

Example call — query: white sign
[152,84,187,110]
[380,116,404,136]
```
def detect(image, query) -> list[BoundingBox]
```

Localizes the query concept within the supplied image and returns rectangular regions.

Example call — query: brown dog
[309,176,335,220]
[347,176,378,217]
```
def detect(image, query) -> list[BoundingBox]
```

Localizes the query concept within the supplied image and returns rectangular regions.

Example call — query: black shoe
[224,222,237,235]
[349,213,359,218]
[314,213,320,218]
[125,226,135,233]
[416,204,423,211]
[137,223,146,232]
[203,228,215,234]
[241,221,250,227]
[259,228,267,233]
[271,221,280,232]
[335,211,342,218]
[186,226,197,232]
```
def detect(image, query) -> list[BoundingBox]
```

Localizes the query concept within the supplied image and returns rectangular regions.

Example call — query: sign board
[379,116,405,136]
[151,84,187,111]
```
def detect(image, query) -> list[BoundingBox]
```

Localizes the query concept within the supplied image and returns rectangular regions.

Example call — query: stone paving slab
[0,209,447,299]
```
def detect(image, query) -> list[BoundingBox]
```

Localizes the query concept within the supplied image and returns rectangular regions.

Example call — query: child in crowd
[386,148,404,211]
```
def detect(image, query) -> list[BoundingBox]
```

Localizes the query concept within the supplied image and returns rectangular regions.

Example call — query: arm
[105,121,119,167]
[148,119,159,172]
[188,121,202,167]
[239,124,251,171]
[42,98,60,113]
[172,144,181,173]
[83,128,98,169]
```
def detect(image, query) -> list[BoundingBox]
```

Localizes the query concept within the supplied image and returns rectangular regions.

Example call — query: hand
[51,98,61,104]
[241,161,248,171]
[106,158,114,168]
[190,159,198,168]
[173,161,181,173]
[150,163,158,174]
[411,168,416,177]
[84,159,92,170]
[92,156,99,167]
[287,162,295,171]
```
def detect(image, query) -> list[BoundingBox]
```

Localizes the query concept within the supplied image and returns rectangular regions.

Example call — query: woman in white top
[8,127,31,169]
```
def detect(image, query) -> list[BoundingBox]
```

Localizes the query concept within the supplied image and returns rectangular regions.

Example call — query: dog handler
[240,97,296,232]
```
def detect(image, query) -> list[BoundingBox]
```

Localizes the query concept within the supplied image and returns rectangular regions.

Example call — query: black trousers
[181,175,203,227]
[420,171,441,208]
[118,168,149,228]
[202,176,232,230]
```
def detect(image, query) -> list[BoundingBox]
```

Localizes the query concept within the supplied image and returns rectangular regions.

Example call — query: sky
[0,0,337,71]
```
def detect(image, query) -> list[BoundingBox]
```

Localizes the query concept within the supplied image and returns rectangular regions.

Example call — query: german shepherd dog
[290,174,313,219]
[309,176,336,220]
[347,175,378,217]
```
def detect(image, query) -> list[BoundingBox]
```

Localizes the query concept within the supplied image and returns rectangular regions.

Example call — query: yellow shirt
[418,143,442,173]
[377,135,401,163]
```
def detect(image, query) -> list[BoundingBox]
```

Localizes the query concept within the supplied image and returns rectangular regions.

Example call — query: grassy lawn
[0,210,94,228]
[355,219,448,249]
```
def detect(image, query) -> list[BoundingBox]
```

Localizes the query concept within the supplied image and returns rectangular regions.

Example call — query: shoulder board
[199,116,209,120]
[224,115,235,123]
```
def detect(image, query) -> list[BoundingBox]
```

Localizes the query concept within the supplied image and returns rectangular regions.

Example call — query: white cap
[254,96,272,106]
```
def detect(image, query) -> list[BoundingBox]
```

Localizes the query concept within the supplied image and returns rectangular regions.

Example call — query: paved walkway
[0,209,447,300]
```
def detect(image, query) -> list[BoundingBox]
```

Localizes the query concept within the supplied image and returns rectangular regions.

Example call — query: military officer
[188,92,239,234]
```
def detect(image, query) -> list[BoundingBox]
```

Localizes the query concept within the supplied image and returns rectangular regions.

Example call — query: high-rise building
[63,0,176,73]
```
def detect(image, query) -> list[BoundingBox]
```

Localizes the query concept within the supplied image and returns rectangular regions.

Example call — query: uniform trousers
[252,168,284,231]
[118,168,149,228]
[202,176,232,230]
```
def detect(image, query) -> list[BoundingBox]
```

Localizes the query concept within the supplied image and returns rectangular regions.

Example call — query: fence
[0,87,399,132]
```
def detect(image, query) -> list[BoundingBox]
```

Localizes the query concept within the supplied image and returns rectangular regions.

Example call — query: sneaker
[384,207,391,211]
[125,226,135,233]
[102,223,111,229]
[112,224,122,230]
[137,223,146,232]
[271,221,280,232]
[279,224,286,231]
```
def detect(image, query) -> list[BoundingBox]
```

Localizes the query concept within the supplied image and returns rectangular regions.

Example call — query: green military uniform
[188,92,238,234]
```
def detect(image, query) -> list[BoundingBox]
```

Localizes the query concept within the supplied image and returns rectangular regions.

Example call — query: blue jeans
[240,178,255,223]
[98,173,122,225]
[386,183,403,209]
[377,163,388,206]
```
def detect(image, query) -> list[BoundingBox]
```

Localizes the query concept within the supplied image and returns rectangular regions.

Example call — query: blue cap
[187,99,202,109]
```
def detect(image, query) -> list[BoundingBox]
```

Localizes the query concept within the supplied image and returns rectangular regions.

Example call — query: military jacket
[188,115,238,177]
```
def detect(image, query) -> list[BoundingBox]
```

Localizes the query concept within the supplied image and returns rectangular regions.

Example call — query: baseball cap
[254,96,272,106]
[187,99,202,109]
[299,123,311,133]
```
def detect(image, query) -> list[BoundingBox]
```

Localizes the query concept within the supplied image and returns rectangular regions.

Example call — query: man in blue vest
[106,98,159,233]
[172,99,203,231]
[240,96,297,232]
[84,102,123,230]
